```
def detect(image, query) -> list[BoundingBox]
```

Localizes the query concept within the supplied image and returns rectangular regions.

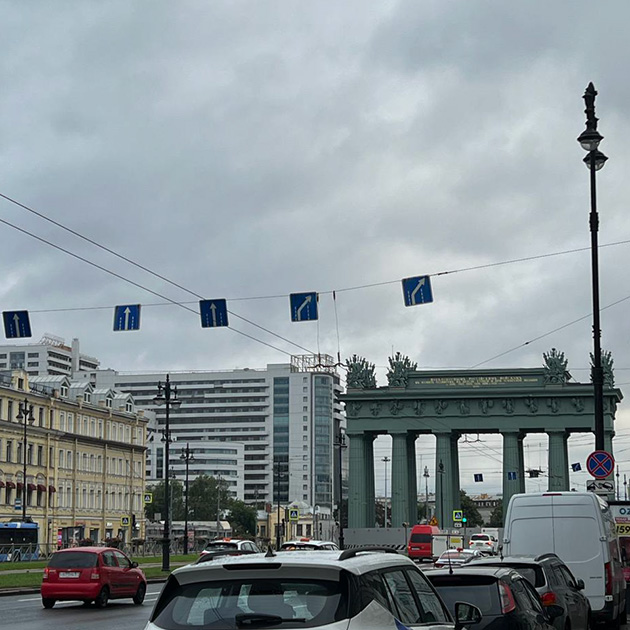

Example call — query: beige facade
[0,371,147,548]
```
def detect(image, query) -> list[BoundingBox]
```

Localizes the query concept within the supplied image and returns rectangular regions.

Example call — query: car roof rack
[533,553,559,562]
[338,547,400,561]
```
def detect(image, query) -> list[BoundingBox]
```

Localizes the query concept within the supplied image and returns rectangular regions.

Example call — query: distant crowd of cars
[36,491,629,630]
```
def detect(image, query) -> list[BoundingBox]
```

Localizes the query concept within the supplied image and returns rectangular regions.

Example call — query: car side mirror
[454,601,482,629]
[575,578,585,590]
[545,604,564,621]
[131,561,138,568]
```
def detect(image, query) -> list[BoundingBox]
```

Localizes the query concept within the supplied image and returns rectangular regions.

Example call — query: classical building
[0,370,147,548]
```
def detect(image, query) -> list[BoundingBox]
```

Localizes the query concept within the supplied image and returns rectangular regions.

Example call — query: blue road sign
[507,471,517,481]
[290,292,318,322]
[2,310,31,339]
[402,276,433,307]
[113,304,141,331]
[571,462,582,472]
[587,450,615,479]
[474,473,483,482]
[199,299,229,328]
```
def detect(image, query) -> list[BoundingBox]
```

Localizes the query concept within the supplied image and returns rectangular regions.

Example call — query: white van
[503,492,626,626]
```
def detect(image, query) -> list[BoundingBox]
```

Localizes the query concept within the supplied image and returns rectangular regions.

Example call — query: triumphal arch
[340,349,621,529]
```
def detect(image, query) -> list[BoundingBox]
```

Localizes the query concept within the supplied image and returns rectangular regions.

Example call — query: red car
[41,546,147,609]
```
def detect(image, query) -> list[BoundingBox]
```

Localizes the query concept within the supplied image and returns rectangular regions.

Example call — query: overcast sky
[2,1,630,496]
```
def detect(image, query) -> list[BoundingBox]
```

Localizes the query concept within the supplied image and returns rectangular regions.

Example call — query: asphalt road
[0,585,163,630]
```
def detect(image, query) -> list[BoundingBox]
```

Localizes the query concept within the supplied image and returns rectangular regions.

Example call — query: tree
[488,502,503,527]
[417,502,428,523]
[460,490,483,527]
[188,474,231,521]
[227,500,257,536]
[144,480,184,521]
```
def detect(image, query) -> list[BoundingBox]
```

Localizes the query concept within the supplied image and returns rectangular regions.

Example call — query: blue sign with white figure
[507,471,517,481]
[474,473,484,483]
[113,304,141,331]
[401,276,433,307]
[200,299,229,328]
[290,292,318,322]
[3,310,32,338]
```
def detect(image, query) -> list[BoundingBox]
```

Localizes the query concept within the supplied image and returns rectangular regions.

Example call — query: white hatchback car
[145,547,481,630]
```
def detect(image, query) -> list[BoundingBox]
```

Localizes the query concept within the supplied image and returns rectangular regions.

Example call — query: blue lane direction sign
[3,310,32,338]
[290,292,318,322]
[571,462,582,472]
[507,471,517,481]
[587,450,615,479]
[474,473,483,483]
[113,304,141,331]
[200,299,229,328]
[402,276,433,307]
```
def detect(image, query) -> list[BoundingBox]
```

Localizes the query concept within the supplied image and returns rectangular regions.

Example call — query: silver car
[145,547,482,629]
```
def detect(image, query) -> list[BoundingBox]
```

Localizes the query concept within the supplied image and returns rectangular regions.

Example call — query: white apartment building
[76,355,345,512]
[0,335,99,377]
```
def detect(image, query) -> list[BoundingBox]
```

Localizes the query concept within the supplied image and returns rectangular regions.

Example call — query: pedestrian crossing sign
[121,516,130,526]
[289,508,299,521]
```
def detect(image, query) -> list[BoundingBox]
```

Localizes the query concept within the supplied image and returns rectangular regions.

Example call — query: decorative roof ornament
[345,354,376,389]
[386,352,417,388]
[590,349,615,388]
[542,348,570,385]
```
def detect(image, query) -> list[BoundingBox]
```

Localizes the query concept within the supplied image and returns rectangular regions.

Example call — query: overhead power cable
[0,215,294,357]
[0,192,316,356]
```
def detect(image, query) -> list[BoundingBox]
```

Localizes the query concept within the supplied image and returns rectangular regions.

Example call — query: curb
[0,577,167,598]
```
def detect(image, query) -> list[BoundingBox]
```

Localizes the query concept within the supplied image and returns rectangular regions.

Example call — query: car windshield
[430,577,501,616]
[48,551,98,569]
[151,576,347,629]
[471,535,489,541]
[478,563,544,588]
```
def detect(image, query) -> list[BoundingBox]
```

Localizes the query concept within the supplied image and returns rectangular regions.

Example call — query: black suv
[469,553,590,630]
[426,565,563,630]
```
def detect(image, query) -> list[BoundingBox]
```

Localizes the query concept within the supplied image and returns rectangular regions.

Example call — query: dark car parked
[469,553,590,630]
[426,566,563,630]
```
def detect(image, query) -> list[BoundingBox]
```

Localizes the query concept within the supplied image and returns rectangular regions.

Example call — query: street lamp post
[274,464,283,549]
[423,466,430,524]
[438,460,445,527]
[382,456,390,528]
[16,399,35,523]
[180,444,194,555]
[577,82,608,452]
[153,375,182,571]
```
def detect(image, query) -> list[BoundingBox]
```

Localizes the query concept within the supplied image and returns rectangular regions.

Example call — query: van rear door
[505,494,606,612]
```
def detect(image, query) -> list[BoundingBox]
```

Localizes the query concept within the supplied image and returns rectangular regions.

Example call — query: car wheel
[94,586,109,608]
[42,598,56,609]
[133,582,146,605]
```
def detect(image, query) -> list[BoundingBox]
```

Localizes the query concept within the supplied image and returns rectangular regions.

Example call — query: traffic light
[462,516,467,524]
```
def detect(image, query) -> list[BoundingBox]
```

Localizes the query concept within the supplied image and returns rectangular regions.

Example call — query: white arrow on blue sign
[113,305,141,331]
[290,292,318,322]
[507,471,517,481]
[2,310,32,338]
[199,299,229,328]
[401,276,433,307]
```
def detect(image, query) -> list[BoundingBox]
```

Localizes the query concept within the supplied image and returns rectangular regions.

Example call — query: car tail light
[91,571,100,580]
[499,582,516,614]
[486,542,492,546]
[540,591,557,606]
[42,568,49,580]
[605,561,613,596]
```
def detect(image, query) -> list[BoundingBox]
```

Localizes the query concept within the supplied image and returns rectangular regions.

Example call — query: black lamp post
[381,456,390,528]
[16,399,34,523]
[180,444,194,555]
[274,463,285,549]
[335,431,347,549]
[577,82,608,451]
[153,375,181,571]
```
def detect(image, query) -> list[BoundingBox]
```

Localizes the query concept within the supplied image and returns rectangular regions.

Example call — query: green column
[435,432,454,528]
[547,431,569,491]
[348,433,367,528]
[407,434,418,525]
[604,430,614,458]
[391,432,410,527]
[563,433,571,489]
[502,432,521,515]
[518,433,526,493]
[451,433,461,512]
[365,434,375,527]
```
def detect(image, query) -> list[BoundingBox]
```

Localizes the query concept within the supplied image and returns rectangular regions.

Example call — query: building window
[38,408,44,427]
[7,400,13,422]
[37,445,43,466]
[59,450,64,468]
